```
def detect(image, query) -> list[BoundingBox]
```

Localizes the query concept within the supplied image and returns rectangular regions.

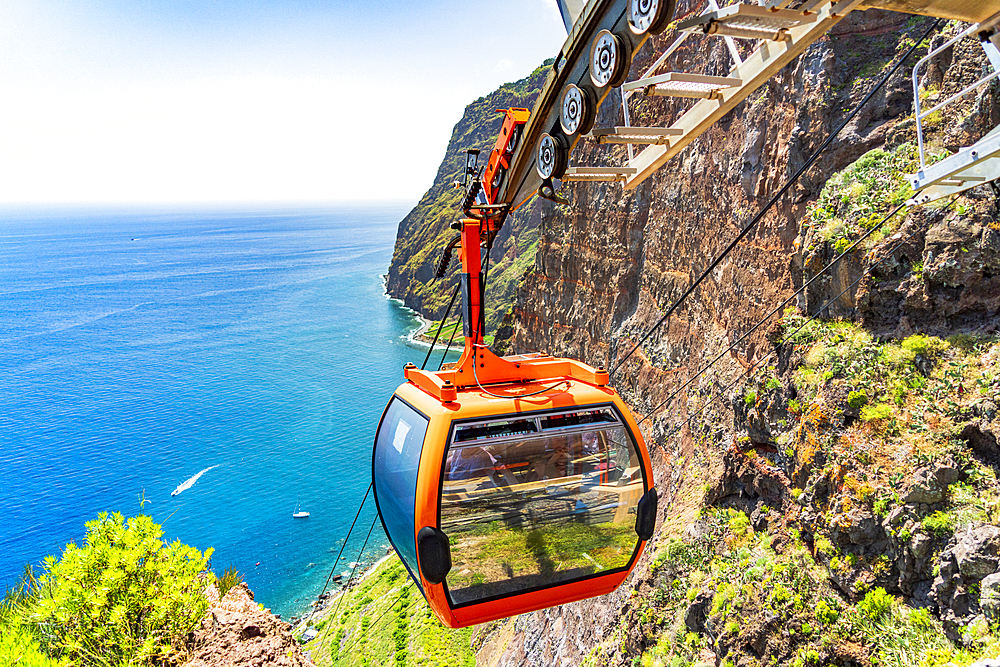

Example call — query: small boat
[292,503,310,519]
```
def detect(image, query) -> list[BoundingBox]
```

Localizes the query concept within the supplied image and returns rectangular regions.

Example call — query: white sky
[0,1,567,204]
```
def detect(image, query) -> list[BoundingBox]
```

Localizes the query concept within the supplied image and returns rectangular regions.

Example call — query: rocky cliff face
[464,7,1000,666]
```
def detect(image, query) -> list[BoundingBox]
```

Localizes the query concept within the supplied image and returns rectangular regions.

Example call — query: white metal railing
[912,11,1000,169]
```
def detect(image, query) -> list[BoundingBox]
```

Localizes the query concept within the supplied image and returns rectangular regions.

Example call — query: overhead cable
[652,197,957,441]
[608,17,942,378]
[638,202,908,424]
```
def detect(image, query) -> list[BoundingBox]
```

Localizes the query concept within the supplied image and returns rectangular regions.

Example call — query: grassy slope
[384,62,549,334]
[302,557,475,667]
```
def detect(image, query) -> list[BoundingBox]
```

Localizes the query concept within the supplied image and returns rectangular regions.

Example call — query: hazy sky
[0,1,566,204]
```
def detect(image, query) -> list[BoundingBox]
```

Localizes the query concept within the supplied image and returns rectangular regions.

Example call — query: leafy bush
[922,511,955,537]
[771,584,791,605]
[744,391,757,407]
[814,536,834,556]
[0,620,65,667]
[29,512,213,666]
[901,334,949,359]
[848,390,868,409]
[816,600,839,625]
[861,403,894,422]
[858,587,893,621]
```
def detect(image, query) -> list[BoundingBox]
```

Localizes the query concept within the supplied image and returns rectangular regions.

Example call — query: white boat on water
[293,503,310,519]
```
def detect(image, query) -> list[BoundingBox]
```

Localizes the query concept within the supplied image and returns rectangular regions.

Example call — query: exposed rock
[980,572,1000,619]
[185,583,313,667]
[961,421,1000,464]
[955,526,1000,580]
[902,463,959,504]
[685,590,715,634]
[930,525,1000,638]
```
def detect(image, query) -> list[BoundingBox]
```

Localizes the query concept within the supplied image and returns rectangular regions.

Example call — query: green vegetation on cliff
[619,321,1000,667]
[1,512,214,667]
[384,61,550,334]
[303,556,475,667]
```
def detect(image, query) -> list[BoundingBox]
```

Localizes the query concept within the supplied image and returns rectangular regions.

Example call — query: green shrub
[816,600,839,625]
[922,511,955,537]
[814,536,834,556]
[29,512,213,666]
[0,620,65,667]
[901,334,949,358]
[727,510,751,538]
[744,391,757,407]
[873,498,889,518]
[861,404,894,422]
[771,584,791,605]
[848,390,868,409]
[765,378,781,391]
[858,587,893,621]
[217,566,244,597]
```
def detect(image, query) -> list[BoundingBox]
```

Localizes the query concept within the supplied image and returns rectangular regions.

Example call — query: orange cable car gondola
[372,205,656,629]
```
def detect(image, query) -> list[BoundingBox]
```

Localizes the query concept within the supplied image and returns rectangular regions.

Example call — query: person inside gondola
[448,445,495,483]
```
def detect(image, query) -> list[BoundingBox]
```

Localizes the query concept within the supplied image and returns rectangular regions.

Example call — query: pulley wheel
[628,0,675,35]
[505,123,523,158]
[589,30,631,89]
[491,165,506,192]
[536,132,568,181]
[560,84,597,136]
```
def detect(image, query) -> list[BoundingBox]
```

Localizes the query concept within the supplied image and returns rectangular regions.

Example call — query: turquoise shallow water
[0,204,450,618]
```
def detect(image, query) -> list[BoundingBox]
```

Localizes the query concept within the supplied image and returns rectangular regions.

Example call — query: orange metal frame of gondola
[481,108,530,205]
[396,215,655,628]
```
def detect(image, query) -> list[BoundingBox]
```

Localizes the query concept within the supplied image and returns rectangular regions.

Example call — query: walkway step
[677,4,817,41]
[907,125,1000,204]
[591,126,684,145]
[624,72,743,99]
[562,166,638,182]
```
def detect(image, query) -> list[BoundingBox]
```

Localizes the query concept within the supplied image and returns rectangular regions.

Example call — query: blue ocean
[0,204,451,618]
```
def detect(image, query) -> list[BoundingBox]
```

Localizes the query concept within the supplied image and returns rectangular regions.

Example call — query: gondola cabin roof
[372,351,656,628]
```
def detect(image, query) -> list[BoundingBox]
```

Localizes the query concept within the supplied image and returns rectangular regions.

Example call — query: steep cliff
[385,4,1000,665]
[384,62,551,333]
[471,6,1000,666]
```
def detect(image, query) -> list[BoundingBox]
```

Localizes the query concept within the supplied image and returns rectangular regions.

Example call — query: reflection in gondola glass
[440,408,643,605]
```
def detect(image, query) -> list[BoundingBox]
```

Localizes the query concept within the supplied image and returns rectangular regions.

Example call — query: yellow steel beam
[623,0,865,190]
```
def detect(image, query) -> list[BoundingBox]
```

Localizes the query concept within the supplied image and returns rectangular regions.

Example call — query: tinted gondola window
[373,398,428,583]
[440,410,644,606]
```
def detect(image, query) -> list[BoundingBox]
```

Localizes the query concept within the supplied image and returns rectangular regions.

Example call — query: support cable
[638,202,907,424]
[438,314,462,370]
[315,483,371,603]
[339,581,415,654]
[653,197,957,442]
[607,17,942,379]
[421,285,460,370]
[319,514,379,647]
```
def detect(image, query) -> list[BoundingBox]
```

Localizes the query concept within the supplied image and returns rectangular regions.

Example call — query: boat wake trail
[171,465,220,497]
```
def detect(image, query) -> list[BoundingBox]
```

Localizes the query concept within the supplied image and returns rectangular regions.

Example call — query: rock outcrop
[184,583,313,667]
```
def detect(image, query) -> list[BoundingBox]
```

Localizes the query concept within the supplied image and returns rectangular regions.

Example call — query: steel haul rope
[607,17,942,379]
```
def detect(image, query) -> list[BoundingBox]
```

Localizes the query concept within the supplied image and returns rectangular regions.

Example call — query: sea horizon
[0,202,450,619]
